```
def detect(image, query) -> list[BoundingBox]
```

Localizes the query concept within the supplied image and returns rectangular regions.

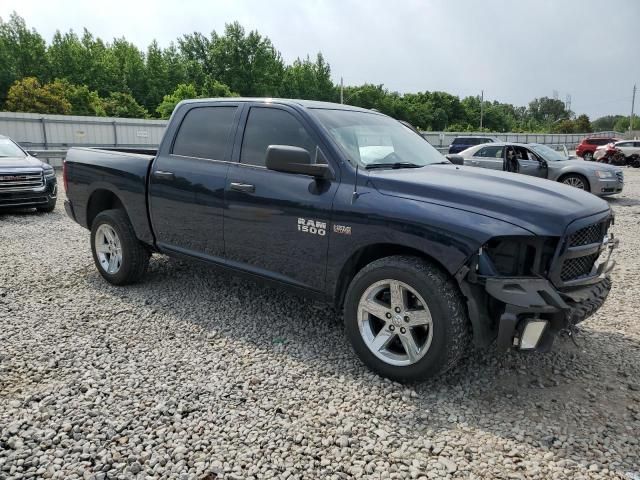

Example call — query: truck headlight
[43,167,56,179]
[595,170,614,179]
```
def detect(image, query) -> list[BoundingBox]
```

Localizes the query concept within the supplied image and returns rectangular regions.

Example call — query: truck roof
[178,97,378,114]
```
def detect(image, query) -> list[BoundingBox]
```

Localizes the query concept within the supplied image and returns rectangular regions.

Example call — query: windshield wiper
[365,162,423,170]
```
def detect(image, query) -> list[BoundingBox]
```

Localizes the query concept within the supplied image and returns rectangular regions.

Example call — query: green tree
[592,115,625,131]
[155,83,198,118]
[613,116,640,132]
[77,29,120,97]
[574,114,592,133]
[207,21,285,96]
[109,37,146,104]
[143,40,169,113]
[47,30,85,85]
[0,13,49,104]
[62,81,106,116]
[163,42,187,92]
[551,119,576,134]
[528,97,571,124]
[156,81,236,118]
[5,77,71,114]
[201,77,236,97]
[103,92,148,118]
[281,53,335,101]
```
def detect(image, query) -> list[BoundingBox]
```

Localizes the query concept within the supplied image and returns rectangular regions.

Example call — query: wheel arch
[333,243,454,310]
[558,171,591,191]
[86,189,126,229]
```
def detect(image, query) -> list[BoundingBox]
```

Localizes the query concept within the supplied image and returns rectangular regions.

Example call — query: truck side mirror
[265,145,333,179]
[445,154,464,165]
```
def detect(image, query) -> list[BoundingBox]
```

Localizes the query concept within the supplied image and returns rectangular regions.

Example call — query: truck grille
[0,171,44,192]
[555,219,609,284]
[569,223,603,247]
[561,253,599,281]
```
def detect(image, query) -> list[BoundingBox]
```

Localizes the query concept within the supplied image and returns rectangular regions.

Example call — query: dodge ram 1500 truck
[64,98,617,382]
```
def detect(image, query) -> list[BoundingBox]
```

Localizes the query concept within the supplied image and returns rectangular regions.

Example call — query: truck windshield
[0,138,26,158]
[312,109,446,168]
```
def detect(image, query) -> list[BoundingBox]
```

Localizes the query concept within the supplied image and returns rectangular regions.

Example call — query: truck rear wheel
[343,256,471,382]
[90,209,149,285]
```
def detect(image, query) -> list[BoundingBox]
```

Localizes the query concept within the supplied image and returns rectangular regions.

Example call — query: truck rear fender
[86,189,125,230]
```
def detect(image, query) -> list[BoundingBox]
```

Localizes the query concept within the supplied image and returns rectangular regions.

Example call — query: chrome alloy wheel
[357,279,434,366]
[563,176,586,190]
[94,224,123,274]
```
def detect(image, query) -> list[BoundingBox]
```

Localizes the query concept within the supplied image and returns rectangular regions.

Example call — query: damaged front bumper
[461,231,618,352]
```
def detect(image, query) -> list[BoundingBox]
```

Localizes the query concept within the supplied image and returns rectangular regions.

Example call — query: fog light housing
[519,319,548,350]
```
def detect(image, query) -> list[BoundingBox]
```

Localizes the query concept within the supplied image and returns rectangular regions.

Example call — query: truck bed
[64,147,156,245]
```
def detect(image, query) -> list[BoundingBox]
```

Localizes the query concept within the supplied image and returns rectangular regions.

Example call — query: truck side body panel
[65,148,155,245]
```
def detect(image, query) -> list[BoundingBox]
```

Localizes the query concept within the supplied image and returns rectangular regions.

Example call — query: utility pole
[631,84,637,133]
[340,77,344,104]
[479,90,484,130]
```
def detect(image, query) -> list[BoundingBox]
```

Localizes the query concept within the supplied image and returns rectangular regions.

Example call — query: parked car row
[576,136,620,161]
[593,140,640,167]
[448,141,624,196]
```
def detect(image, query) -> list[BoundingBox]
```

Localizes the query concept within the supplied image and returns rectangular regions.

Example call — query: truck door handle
[230,182,255,193]
[153,170,175,179]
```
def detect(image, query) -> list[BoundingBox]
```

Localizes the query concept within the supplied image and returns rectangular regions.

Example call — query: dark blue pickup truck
[64,98,617,382]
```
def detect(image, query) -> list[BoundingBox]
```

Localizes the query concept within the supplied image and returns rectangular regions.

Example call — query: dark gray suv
[448,136,498,154]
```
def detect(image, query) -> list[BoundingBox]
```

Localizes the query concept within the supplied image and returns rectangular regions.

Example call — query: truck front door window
[240,108,317,167]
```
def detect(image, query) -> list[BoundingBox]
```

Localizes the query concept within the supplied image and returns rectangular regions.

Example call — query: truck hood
[369,164,610,236]
[0,156,44,170]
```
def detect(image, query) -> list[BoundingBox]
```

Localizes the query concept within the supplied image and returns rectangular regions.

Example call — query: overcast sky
[2,0,638,118]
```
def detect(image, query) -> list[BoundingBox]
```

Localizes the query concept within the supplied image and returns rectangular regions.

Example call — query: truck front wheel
[344,256,471,382]
[90,209,150,285]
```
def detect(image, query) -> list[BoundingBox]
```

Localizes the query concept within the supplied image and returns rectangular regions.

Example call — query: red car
[576,136,621,161]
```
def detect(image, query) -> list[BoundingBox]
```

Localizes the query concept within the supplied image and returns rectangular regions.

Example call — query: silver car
[456,142,623,196]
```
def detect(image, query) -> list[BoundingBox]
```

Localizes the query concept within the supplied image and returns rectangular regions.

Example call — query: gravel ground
[1,172,639,480]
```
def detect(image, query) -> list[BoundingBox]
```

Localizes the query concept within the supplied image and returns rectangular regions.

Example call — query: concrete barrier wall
[0,111,625,165]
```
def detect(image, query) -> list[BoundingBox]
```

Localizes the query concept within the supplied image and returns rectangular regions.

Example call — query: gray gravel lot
[1,172,639,480]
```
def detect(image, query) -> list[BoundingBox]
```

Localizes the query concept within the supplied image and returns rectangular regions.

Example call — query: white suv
[594,140,640,167]
[613,140,640,158]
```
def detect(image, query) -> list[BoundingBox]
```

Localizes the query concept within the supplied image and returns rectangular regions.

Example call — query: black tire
[560,173,590,191]
[90,209,150,285]
[36,196,56,213]
[343,255,471,383]
[583,152,593,161]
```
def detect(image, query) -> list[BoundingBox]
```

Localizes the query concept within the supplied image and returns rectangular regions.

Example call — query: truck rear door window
[240,107,316,167]
[172,106,237,160]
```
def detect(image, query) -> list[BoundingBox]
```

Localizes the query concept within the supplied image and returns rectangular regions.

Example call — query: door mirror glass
[265,145,332,179]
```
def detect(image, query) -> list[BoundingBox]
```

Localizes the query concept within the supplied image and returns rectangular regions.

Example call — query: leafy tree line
[0,12,623,132]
